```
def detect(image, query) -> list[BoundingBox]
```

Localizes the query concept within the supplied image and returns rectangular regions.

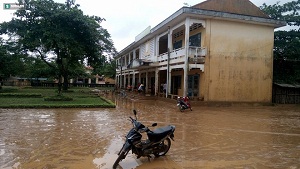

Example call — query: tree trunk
[63,73,69,91]
[57,74,62,96]
[56,48,63,96]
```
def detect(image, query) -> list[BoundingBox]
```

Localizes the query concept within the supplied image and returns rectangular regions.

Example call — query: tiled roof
[192,0,269,18]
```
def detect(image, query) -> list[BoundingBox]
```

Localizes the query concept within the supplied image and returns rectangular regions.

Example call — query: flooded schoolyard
[0,94,299,169]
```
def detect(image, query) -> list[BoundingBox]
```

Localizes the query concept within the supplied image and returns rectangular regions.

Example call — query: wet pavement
[0,93,300,169]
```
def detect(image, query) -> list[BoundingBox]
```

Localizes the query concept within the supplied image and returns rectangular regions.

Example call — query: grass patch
[0,93,42,98]
[44,95,73,101]
[0,86,115,108]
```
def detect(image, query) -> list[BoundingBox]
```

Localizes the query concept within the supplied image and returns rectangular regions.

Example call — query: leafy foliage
[0,0,116,93]
[0,39,27,80]
[261,0,300,84]
[93,56,116,78]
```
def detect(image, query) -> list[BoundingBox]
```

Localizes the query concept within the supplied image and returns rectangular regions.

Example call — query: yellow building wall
[205,20,274,102]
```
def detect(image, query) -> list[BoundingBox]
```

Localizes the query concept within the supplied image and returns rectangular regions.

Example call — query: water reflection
[0,94,300,169]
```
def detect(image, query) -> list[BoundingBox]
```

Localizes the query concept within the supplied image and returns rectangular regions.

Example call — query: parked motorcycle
[113,110,176,168]
[177,96,192,112]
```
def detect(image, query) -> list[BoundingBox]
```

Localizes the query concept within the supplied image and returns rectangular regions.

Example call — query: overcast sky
[0,0,291,52]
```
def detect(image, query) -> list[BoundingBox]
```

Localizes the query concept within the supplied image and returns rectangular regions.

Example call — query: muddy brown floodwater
[0,94,300,169]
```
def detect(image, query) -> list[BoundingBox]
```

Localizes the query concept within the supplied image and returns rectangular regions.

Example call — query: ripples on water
[0,96,300,169]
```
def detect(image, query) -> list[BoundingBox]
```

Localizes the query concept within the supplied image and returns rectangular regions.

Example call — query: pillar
[132,71,136,91]
[155,69,159,95]
[184,17,190,97]
[146,71,149,93]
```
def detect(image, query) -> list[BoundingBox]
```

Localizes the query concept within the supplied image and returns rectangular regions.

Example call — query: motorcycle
[113,110,176,169]
[177,96,192,112]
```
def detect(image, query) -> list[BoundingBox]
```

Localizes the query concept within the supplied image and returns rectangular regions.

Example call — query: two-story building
[115,0,285,103]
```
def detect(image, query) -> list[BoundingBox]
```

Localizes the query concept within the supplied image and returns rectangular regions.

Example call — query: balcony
[117,46,207,71]
[188,46,206,64]
[157,47,186,64]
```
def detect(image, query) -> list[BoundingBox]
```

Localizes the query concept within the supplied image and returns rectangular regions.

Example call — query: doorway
[188,74,199,97]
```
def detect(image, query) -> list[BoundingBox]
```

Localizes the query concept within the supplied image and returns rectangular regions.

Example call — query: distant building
[70,66,115,85]
[3,77,47,86]
[115,0,285,102]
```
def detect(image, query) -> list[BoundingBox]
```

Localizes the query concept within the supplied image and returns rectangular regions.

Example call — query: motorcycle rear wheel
[154,138,171,157]
[113,149,128,169]
[179,105,184,112]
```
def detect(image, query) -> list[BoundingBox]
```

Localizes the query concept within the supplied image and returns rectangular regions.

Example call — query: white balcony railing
[188,46,206,64]
[157,46,206,63]
[118,46,207,71]
[157,47,186,63]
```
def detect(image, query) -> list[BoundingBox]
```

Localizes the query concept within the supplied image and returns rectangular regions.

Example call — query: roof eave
[116,7,286,58]
[184,7,286,28]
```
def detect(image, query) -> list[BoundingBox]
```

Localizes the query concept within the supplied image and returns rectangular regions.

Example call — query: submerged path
[0,94,299,169]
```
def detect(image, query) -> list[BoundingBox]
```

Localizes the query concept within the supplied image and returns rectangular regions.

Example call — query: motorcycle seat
[148,125,173,142]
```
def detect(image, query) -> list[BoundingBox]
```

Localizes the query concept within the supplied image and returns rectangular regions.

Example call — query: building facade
[115,0,285,103]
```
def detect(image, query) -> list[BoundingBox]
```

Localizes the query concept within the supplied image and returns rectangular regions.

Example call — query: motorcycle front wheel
[178,105,184,112]
[113,149,129,169]
[154,138,171,157]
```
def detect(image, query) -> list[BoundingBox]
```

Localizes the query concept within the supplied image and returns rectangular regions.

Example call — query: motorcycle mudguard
[118,141,131,155]
[123,141,131,152]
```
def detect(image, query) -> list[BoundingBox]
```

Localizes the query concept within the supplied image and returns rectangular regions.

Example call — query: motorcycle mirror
[133,109,137,116]
[152,123,157,127]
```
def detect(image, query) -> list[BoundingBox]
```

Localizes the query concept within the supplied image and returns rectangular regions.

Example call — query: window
[173,40,182,50]
[159,35,168,55]
[189,33,201,47]
[135,50,139,59]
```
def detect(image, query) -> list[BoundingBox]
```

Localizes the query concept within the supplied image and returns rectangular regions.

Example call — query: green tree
[261,0,300,84]
[93,56,116,79]
[0,39,26,82]
[0,0,116,94]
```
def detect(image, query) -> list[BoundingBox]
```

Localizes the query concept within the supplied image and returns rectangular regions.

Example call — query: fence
[31,82,115,88]
[272,83,300,104]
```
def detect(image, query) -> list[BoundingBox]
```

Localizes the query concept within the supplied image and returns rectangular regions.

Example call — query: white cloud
[75,0,291,51]
[0,0,293,51]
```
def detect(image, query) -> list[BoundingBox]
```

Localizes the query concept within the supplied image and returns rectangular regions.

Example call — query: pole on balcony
[120,59,123,89]
[183,17,190,97]
[166,26,170,98]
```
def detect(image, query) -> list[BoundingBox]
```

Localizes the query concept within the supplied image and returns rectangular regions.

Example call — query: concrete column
[138,72,141,84]
[115,75,118,88]
[123,73,126,88]
[146,71,149,93]
[168,68,172,95]
[167,27,173,97]
[184,17,191,97]
[132,71,136,91]
[95,75,99,84]
[118,75,121,89]
[88,78,91,84]
[124,55,127,67]
[155,69,159,95]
